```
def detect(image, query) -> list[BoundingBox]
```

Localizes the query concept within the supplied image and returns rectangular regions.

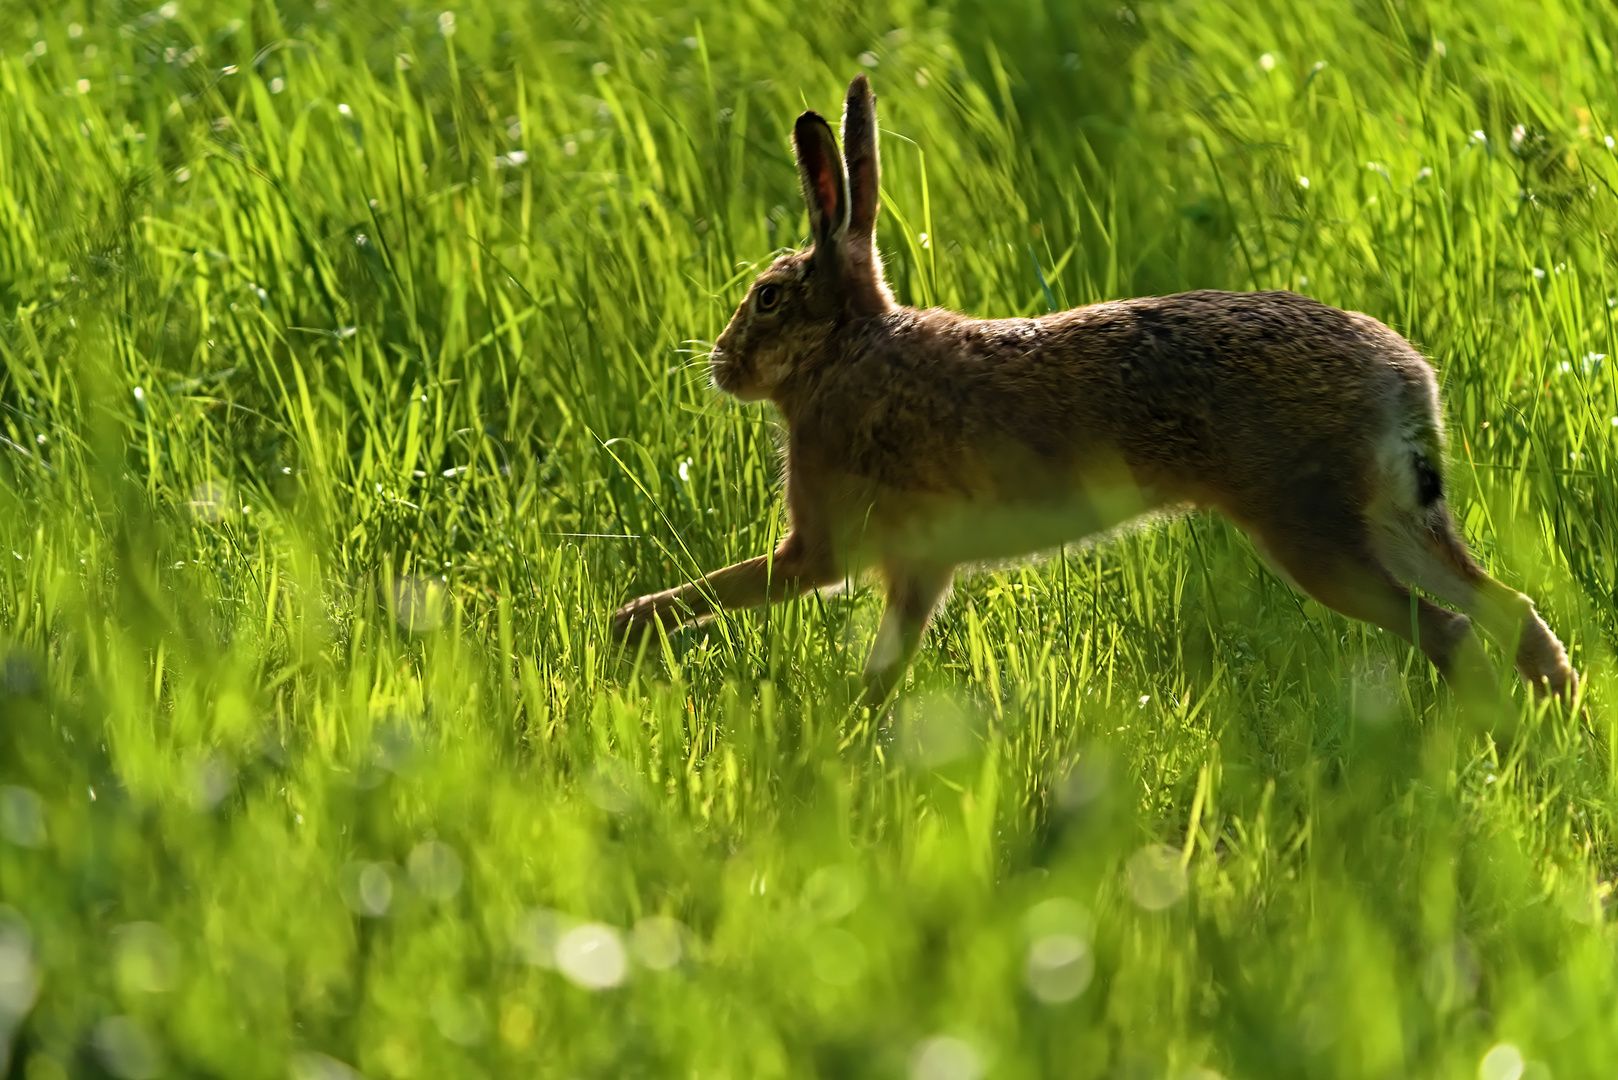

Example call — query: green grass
[2,0,1617,1076]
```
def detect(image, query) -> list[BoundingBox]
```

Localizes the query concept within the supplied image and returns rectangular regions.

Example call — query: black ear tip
[848,73,872,98]
[794,110,830,135]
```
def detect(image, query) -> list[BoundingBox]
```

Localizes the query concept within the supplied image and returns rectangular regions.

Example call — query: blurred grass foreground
[3,0,1618,1077]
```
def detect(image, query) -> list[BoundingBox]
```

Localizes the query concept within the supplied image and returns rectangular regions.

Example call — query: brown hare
[612,74,1575,707]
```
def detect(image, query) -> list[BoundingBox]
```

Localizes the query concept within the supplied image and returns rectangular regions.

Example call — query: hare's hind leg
[1370,501,1575,698]
[1246,515,1496,694]
[861,561,955,707]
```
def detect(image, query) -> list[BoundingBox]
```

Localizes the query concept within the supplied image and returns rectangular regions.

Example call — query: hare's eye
[756,284,782,312]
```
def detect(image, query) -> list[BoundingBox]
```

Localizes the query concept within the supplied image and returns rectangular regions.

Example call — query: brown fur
[612,75,1576,706]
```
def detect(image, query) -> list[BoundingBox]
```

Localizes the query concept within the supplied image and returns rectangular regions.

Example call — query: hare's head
[711,75,894,403]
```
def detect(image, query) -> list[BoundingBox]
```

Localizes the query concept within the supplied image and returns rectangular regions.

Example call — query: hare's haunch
[612,74,1575,706]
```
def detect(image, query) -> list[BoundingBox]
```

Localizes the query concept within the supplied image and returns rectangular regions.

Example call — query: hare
[612,74,1575,707]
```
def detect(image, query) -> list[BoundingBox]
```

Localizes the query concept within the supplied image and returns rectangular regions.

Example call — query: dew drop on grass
[1024,933,1093,1003]
[392,576,445,633]
[1055,748,1110,811]
[112,922,179,995]
[291,1051,364,1080]
[901,694,980,768]
[808,926,865,986]
[0,911,39,1021]
[430,992,487,1045]
[1023,897,1095,1002]
[585,757,637,814]
[499,1001,536,1048]
[1126,844,1188,910]
[0,787,45,848]
[1024,897,1093,939]
[1352,659,1398,726]
[407,841,463,901]
[1479,1044,1524,1080]
[93,1016,164,1080]
[187,480,233,521]
[802,865,865,922]
[631,915,685,970]
[1417,939,1482,1010]
[555,923,628,989]
[513,907,570,967]
[341,861,395,916]
[358,863,393,914]
[909,1036,983,1080]
[370,717,415,775]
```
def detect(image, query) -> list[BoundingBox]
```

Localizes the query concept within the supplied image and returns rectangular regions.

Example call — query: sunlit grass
[1,1,1616,1077]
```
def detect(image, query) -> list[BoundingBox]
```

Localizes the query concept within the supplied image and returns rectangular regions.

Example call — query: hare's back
[802,291,1440,517]
[1086,289,1432,400]
[1050,289,1437,439]
[942,290,1439,517]
[1071,290,1443,514]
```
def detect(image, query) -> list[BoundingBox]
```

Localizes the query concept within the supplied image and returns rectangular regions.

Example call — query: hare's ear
[793,110,849,261]
[841,74,880,257]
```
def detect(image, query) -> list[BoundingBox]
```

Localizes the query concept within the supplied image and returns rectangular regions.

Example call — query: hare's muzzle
[708,347,740,393]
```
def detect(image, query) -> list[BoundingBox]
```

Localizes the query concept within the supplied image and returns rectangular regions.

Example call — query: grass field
[2,0,1617,1076]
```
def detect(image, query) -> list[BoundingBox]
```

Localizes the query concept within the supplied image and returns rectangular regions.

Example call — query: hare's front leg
[611,532,838,640]
[861,561,955,707]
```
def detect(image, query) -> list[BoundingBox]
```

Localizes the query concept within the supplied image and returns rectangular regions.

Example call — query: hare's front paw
[611,593,672,641]
[1537,660,1578,704]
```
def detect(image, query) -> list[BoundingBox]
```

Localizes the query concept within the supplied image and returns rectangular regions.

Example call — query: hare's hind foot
[1368,501,1575,700]
[1251,517,1498,698]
